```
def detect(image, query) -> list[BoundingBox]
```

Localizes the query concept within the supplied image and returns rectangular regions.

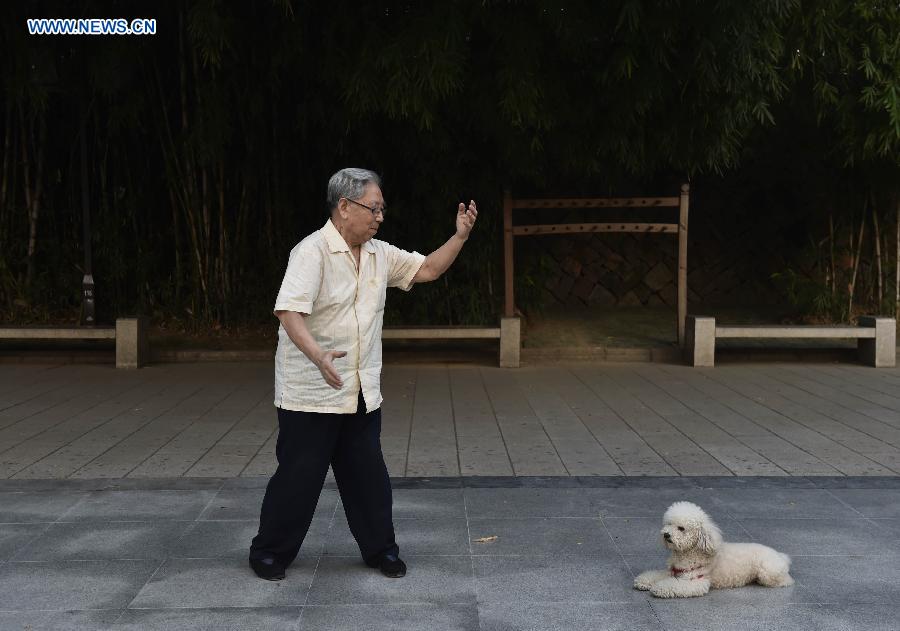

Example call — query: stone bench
[0,317,149,368]
[685,315,896,367]
[383,318,521,367]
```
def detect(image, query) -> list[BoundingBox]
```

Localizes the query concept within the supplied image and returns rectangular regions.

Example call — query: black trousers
[249,391,398,567]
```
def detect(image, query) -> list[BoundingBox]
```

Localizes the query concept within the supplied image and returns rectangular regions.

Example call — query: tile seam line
[745,365,900,463]
[570,365,680,476]
[119,384,248,478]
[642,364,789,476]
[704,367,896,475]
[0,373,163,461]
[674,367,843,475]
[30,381,207,480]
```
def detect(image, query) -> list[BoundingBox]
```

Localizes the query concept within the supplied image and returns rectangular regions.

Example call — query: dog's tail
[778,552,791,568]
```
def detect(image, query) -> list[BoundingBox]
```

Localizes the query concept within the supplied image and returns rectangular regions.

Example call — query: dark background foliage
[0,1,898,331]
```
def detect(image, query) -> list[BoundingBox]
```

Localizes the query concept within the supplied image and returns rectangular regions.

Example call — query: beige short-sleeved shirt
[274,219,425,413]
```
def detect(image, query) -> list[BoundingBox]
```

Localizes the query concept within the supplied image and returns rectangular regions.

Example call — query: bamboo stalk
[873,201,883,310]
[8,116,18,262]
[20,107,45,293]
[178,8,202,310]
[0,95,11,244]
[177,11,209,319]
[235,179,248,273]
[201,166,210,312]
[168,187,182,303]
[896,197,899,318]
[150,55,187,308]
[848,213,865,320]
[218,159,228,310]
[829,213,835,298]
[266,107,278,271]
[18,105,32,289]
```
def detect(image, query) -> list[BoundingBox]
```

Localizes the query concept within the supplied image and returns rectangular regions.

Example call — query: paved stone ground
[2,361,900,629]
[1,361,899,479]
[0,476,898,630]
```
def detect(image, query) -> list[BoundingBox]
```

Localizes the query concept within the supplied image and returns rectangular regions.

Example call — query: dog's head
[660,501,722,555]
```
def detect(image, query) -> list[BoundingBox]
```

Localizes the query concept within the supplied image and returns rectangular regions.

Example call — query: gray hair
[327,168,382,211]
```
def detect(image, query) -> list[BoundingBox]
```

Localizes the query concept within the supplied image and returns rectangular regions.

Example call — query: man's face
[340,183,385,245]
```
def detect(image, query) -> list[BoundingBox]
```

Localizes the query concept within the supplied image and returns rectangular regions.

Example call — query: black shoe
[378,554,406,578]
[249,556,286,581]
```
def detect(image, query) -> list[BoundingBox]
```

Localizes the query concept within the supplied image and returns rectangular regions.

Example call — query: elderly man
[249,168,477,580]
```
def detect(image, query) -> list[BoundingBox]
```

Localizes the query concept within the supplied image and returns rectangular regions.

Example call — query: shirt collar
[323,219,376,254]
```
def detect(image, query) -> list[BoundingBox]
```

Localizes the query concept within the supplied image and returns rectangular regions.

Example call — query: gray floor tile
[171,519,327,559]
[0,492,86,523]
[0,559,159,610]
[392,489,467,519]
[0,609,122,631]
[738,518,890,556]
[790,555,900,604]
[199,488,337,521]
[473,553,643,604]
[468,518,614,556]
[650,602,869,631]
[336,489,466,520]
[299,604,478,631]
[591,490,720,519]
[827,489,900,518]
[113,607,301,631]
[465,488,603,519]
[129,557,314,608]
[478,602,662,631]
[326,517,470,556]
[710,489,851,518]
[811,477,900,489]
[306,555,475,605]
[0,523,46,561]
[808,604,900,631]
[689,476,819,489]
[465,488,716,520]
[465,488,711,519]
[222,476,270,489]
[870,518,900,552]
[604,516,748,555]
[61,490,216,522]
[12,521,192,561]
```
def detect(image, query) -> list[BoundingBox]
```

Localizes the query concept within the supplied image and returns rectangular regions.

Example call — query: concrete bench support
[858,316,897,368]
[500,317,521,368]
[684,316,716,367]
[115,317,149,369]
[685,315,896,368]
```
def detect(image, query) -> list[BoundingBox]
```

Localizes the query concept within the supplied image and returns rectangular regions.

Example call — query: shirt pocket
[317,275,356,309]
[370,277,387,312]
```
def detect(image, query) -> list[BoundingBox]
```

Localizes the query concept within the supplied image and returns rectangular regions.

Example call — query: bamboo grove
[0,1,898,330]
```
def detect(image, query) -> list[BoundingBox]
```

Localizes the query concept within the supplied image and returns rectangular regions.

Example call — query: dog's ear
[696,518,722,554]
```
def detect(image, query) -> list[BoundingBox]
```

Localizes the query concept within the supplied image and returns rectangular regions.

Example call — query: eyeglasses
[345,197,386,218]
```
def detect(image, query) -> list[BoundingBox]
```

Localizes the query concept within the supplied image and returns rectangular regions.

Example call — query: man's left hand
[455,200,478,240]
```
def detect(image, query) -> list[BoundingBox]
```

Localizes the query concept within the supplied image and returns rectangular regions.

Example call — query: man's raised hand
[455,200,478,240]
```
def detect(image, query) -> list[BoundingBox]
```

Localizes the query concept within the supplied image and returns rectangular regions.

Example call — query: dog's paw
[650,585,677,598]
[770,574,794,588]
[633,570,661,591]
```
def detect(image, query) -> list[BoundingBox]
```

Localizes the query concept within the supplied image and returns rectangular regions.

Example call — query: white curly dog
[633,501,793,598]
